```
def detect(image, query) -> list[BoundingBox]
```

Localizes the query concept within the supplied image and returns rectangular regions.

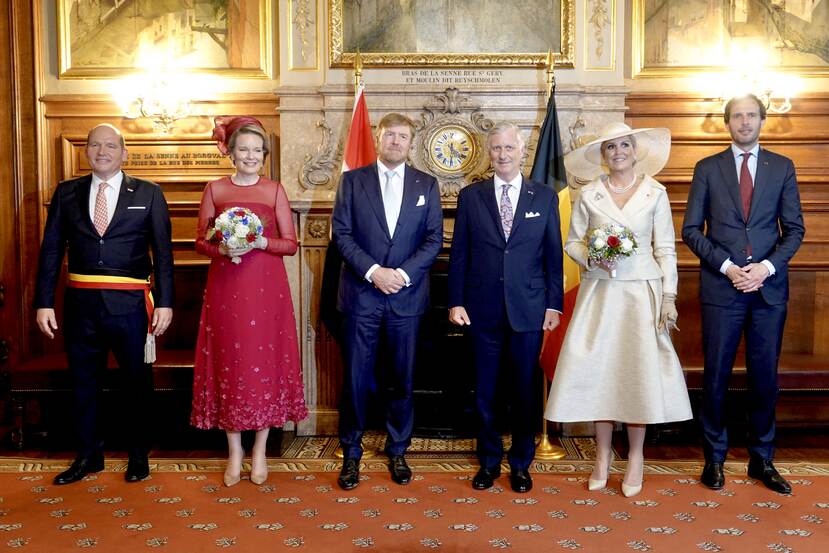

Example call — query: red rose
[235,209,246,216]
[212,230,223,241]
[246,233,256,243]
[607,235,621,248]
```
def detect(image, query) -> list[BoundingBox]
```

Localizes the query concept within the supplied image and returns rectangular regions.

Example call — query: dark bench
[5,349,194,449]
[679,352,829,426]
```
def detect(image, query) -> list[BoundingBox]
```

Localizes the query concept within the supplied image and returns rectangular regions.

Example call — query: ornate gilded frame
[631,0,829,78]
[57,0,274,79]
[329,0,574,68]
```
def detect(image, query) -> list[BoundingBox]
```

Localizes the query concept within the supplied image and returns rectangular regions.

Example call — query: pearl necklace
[607,174,637,194]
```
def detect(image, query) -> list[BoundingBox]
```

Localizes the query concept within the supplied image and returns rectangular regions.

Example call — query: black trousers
[63,290,153,458]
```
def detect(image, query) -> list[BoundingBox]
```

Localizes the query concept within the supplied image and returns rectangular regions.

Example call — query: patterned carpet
[1,436,828,552]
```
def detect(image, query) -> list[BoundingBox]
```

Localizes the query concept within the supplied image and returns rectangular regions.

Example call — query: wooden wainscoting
[627,93,829,424]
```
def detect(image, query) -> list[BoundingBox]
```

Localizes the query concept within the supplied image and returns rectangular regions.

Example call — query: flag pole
[535,49,567,461]
[335,50,376,460]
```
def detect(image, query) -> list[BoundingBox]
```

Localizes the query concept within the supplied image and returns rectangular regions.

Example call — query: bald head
[86,124,128,180]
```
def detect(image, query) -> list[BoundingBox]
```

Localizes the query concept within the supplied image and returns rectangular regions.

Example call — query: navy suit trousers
[338,303,420,460]
[701,293,787,462]
[471,317,543,472]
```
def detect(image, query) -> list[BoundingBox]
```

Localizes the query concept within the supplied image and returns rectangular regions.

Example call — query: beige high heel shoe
[224,450,244,487]
[621,458,644,497]
[588,457,612,491]
[250,455,268,485]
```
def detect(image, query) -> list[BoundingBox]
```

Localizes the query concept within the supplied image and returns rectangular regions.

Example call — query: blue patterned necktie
[499,184,513,239]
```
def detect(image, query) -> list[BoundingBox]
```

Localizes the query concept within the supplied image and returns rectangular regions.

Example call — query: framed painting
[632,0,829,77]
[329,0,575,68]
[57,0,274,79]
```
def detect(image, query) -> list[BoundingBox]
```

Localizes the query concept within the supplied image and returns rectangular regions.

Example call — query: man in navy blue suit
[332,113,443,490]
[35,124,174,485]
[682,95,804,494]
[448,122,563,493]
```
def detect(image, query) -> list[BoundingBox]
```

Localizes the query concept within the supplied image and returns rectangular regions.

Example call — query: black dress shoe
[53,454,105,485]
[510,469,533,493]
[389,455,412,485]
[472,467,500,490]
[338,458,360,490]
[747,458,792,494]
[125,456,150,482]
[700,462,725,490]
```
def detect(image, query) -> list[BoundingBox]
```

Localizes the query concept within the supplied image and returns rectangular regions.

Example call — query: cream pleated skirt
[545,277,692,424]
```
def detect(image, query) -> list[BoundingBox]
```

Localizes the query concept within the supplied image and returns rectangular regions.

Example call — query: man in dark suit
[332,113,443,490]
[35,124,174,485]
[448,122,563,493]
[682,95,804,494]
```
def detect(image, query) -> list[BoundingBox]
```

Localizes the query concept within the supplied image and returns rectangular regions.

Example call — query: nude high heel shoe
[224,449,244,487]
[621,458,644,497]
[250,455,268,485]
[588,457,612,491]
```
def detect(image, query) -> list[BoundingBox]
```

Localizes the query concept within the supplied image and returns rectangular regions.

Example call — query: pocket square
[525,211,541,218]
[416,195,426,207]
[127,206,146,210]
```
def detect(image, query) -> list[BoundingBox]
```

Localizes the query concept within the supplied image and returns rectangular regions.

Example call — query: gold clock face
[428,125,476,173]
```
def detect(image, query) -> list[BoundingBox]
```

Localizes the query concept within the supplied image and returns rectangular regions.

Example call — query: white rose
[592,237,606,249]
[592,228,602,237]
[226,236,241,249]
[217,213,230,225]
[621,238,633,252]
[234,224,249,238]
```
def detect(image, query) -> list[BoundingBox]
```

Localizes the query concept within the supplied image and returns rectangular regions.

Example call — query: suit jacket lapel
[588,180,633,228]
[362,165,392,239]
[749,149,771,223]
[394,167,420,236]
[508,176,536,241]
[480,179,506,243]
[620,177,652,220]
[107,173,133,234]
[76,175,96,233]
[716,148,746,222]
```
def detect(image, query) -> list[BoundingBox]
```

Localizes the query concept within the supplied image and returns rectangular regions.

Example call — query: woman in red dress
[191,116,307,486]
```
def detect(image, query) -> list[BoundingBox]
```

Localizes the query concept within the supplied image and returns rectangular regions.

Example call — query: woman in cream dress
[545,122,692,497]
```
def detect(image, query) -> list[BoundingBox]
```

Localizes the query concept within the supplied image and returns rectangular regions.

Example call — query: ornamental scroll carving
[299,119,340,191]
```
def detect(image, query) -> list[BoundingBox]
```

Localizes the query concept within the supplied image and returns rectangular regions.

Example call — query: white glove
[253,235,268,250]
[658,292,679,332]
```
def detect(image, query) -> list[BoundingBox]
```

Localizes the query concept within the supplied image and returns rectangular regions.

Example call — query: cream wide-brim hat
[564,122,671,181]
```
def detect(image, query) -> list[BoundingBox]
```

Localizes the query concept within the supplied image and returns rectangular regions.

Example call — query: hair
[376,112,417,140]
[87,123,125,149]
[228,124,270,157]
[486,121,526,151]
[723,94,767,124]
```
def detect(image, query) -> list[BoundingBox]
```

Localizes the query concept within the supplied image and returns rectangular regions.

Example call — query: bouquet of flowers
[587,223,637,278]
[208,207,263,264]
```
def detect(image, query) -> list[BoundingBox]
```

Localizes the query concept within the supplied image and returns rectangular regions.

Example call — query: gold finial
[354,50,363,93]
[545,49,556,99]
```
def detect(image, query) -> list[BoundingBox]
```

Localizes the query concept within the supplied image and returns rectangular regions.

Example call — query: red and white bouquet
[587,223,637,278]
[208,206,263,264]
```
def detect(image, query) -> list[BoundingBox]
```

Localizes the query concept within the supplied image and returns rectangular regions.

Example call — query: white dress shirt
[719,144,776,276]
[494,173,522,216]
[365,160,411,286]
[88,172,124,226]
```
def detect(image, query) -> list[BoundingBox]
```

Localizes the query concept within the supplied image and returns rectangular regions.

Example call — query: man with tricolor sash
[34,124,174,485]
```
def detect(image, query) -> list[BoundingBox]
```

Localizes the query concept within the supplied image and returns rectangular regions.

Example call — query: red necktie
[740,152,753,220]
[93,181,109,236]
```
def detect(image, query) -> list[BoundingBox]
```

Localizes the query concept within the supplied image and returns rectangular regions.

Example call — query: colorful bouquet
[208,207,263,264]
[587,223,637,278]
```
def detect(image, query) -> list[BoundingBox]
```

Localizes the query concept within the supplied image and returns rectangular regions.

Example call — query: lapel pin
[127,188,134,192]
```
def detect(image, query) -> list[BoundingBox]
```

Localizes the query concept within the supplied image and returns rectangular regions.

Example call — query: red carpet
[1,458,827,552]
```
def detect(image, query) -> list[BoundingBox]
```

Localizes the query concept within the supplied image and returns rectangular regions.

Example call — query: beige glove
[658,292,679,332]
